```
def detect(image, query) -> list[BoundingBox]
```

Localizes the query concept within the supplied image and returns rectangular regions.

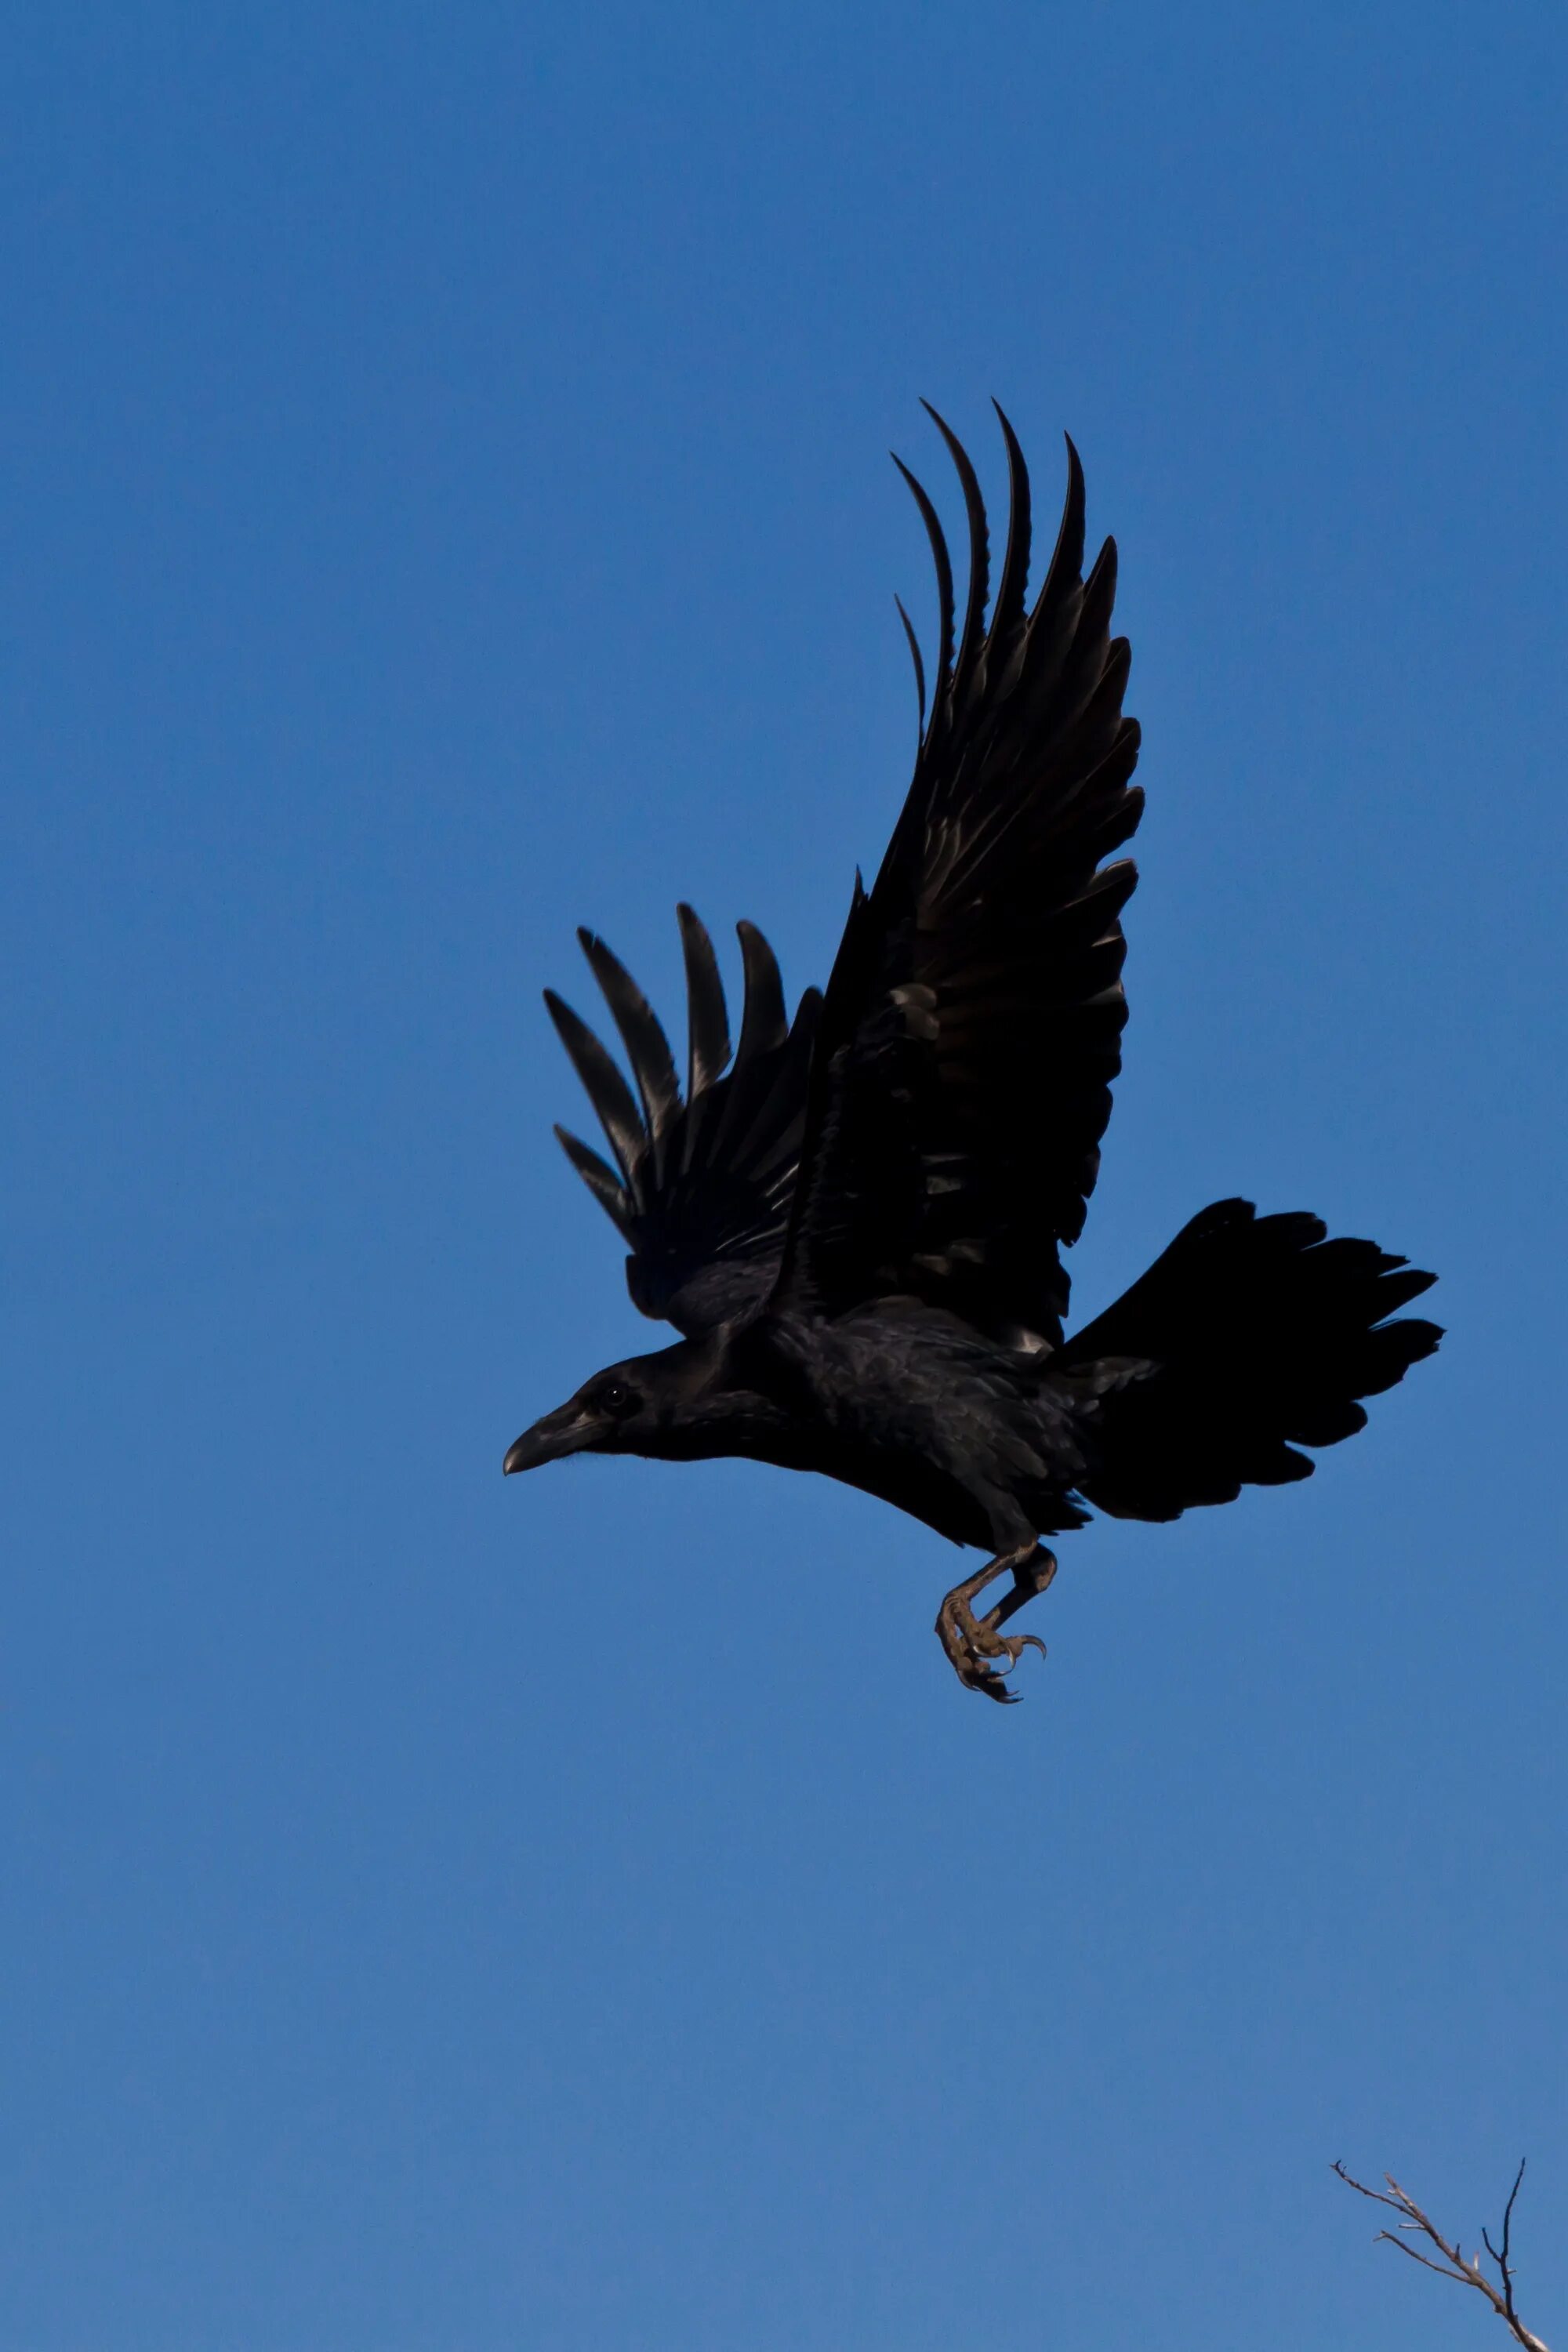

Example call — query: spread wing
[775,405,1143,1346]
[546,906,822,1334]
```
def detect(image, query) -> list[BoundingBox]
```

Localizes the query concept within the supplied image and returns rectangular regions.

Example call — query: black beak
[502,1403,596,1475]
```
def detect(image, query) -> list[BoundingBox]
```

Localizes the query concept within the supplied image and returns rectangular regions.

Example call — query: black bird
[504,406,1439,1700]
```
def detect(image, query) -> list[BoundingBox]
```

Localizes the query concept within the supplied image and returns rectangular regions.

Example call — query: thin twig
[1484,2161,1531,2336]
[1334,2159,1550,2351]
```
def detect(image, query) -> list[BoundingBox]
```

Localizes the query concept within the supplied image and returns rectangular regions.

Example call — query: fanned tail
[1062,1199,1441,1520]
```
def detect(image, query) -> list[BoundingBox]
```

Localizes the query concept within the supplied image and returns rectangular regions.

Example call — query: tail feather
[1062,1199,1439,1522]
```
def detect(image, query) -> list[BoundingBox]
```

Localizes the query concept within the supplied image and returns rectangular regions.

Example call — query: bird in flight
[504,405,1439,1701]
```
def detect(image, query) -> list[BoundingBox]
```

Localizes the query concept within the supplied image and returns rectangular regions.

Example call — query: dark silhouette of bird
[504,405,1440,1700]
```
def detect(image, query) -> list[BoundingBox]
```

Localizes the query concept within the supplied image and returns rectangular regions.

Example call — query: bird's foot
[935,1545,1057,1703]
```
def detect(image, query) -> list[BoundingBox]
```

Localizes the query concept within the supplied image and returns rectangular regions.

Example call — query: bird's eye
[597,1381,637,1417]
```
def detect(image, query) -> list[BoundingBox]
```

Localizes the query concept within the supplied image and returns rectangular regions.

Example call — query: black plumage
[505,406,1440,1700]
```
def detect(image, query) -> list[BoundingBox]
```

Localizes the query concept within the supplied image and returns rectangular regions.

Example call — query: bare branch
[1334,2160,1550,2352]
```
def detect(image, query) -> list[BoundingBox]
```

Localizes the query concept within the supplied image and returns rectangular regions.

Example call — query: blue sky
[2,5,1563,2347]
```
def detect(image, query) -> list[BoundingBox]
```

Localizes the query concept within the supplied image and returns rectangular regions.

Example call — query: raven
[505,406,1440,1700]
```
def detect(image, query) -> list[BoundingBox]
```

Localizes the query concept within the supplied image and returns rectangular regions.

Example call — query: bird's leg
[935,1544,1058,1704]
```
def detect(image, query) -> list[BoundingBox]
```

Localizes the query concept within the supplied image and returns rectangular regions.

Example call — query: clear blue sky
[2,6,1563,2347]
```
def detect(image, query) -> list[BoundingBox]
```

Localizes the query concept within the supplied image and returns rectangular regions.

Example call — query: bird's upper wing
[546,908,822,1334]
[774,407,1143,1345]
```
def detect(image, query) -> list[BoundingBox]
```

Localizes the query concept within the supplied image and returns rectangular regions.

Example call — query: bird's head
[503,1348,688,1475]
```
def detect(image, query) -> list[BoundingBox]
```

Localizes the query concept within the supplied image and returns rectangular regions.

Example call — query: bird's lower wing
[548,907,822,1334]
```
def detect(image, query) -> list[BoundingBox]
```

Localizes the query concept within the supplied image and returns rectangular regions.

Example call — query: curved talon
[976,1674,1022,1705]
[985,1632,1047,1700]
[954,1632,1043,1702]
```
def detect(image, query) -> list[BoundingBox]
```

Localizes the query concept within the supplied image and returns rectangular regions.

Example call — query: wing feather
[553,1125,633,1233]
[543,992,645,1183]
[894,596,927,735]
[891,455,956,701]
[919,401,989,696]
[677,902,731,1102]
[987,400,1033,648]
[733,920,788,1060]
[575,929,682,1179]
